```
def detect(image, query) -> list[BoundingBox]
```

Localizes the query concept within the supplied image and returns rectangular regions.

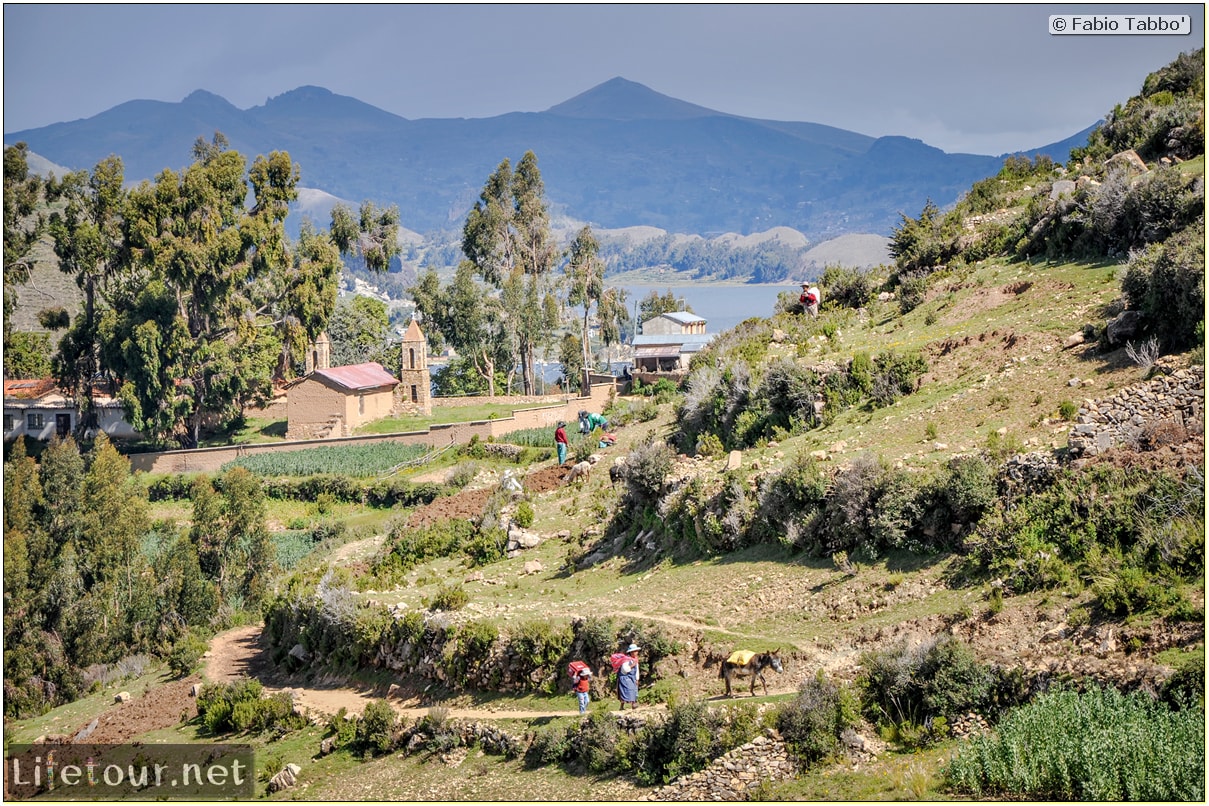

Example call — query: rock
[1105,309,1143,346]
[288,643,311,664]
[522,560,543,576]
[267,764,300,793]
[725,450,742,471]
[1106,149,1148,176]
[1049,179,1077,200]
[319,737,336,756]
[115,691,131,704]
[464,570,484,583]
[190,683,203,698]
[1063,332,1085,349]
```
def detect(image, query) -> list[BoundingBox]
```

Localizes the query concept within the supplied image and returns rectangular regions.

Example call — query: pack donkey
[719,649,784,697]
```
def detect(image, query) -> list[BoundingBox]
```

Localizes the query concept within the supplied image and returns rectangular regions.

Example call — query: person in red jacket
[574,668,592,714]
[554,420,569,465]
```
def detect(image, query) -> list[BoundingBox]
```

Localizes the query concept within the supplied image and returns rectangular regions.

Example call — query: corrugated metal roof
[634,346,683,359]
[4,378,59,399]
[313,362,399,391]
[652,311,706,325]
[632,333,716,347]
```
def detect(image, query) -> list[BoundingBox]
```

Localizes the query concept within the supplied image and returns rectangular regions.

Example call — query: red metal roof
[3,378,59,399]
[313,362,398,391]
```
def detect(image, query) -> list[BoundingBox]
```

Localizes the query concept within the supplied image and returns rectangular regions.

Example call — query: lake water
[616,283,801,335]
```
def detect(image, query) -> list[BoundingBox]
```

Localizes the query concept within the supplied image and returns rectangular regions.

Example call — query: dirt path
[207,626,630,720]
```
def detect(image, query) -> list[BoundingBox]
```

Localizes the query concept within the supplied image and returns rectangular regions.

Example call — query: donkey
[719,649,784,697]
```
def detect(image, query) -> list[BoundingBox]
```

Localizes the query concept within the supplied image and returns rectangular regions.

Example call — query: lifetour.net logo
[4,743,255,800]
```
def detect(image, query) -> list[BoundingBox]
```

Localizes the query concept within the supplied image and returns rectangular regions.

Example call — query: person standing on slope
[554,420,569,465]
[617,644,640,710]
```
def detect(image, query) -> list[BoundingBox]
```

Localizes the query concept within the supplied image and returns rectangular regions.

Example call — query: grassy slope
[84,247,1193,798]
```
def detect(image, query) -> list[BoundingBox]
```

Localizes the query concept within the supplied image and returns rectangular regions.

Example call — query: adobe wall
[128,382,615,475]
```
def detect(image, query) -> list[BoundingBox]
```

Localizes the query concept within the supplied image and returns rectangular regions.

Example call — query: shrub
[897,271,931,314]
[944,684,1205,801]
[506,620,572,689]
[357,699,397,754]
[166,631,209,678]
[695,432,725,458]
[623,440,676,505]
[859,635,993,736]
[1160,655,1205,709]
[623,700,759,785]
[777,671,860,767]
[1121,218,1205,351]
[514,500,535,528]
[446,462,479,488]
[819,264,874,310]
[428,584,469,612]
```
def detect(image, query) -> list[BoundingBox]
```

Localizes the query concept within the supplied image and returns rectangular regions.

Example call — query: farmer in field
[579,409,609,434]
[617,644,640,710]
[554,420,569,465]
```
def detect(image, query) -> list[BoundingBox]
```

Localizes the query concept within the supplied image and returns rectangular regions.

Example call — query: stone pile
[1067,365,1203,456]
[639,734,796,802]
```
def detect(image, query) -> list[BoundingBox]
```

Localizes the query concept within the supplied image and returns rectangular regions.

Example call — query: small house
[3,378,142,442]
[640,311,707,336]
[286,362,400,440]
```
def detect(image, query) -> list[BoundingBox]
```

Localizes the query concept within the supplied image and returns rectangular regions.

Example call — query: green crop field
[221,442,432,477]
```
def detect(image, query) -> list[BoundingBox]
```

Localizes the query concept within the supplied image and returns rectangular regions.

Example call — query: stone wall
[1068,364,1204,456]
[127,382,616,475]
[639,732,796,802]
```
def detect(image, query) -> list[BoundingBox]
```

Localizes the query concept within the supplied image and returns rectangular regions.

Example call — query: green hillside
[2,49,1203,802]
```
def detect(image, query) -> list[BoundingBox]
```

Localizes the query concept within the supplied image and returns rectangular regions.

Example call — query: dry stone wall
[638,733,796,802]
[1067,364,1204,456]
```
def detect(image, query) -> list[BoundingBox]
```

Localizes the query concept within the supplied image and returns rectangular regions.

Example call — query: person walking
[574,668,593,714]
[800,283,819,319]
[554,420,569,465]
[617,644,640,710]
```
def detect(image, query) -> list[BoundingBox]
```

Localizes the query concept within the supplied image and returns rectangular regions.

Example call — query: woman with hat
[617,644,640,710]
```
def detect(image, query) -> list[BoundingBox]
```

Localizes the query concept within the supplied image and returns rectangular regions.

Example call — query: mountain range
[4,77,1096,241]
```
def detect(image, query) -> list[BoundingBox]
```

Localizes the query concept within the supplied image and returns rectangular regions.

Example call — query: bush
[623,700,759,785]
[514,500,535,528]
[1121,218,1205,351]
[859,635,993,738]
[357,699,397,754]
[166,631,209,678]
[623,440,676,505]
[428,584,469,612]
[777,671,861,766]
[944,684,1205,801]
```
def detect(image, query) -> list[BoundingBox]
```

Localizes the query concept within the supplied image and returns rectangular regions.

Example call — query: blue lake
[615,283,801,335]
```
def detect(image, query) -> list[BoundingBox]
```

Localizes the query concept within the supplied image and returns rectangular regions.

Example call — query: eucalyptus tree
[49,155,130,429]
[565,225,605,369]
[597,285,632,367]
[461,151,559,394]
[56,133,396,446]
[3,143,46,343]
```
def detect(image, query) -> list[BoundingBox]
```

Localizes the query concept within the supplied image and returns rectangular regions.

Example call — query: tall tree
[49,156,127,430]
[462,151,559,394]
[3,143,46,347]
[597,286,632,367]
[58,133,395,446]
[327,294,392,367]
[565,225,605,369]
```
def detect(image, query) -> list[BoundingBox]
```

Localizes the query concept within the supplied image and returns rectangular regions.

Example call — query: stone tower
[396,318,431,415]
[305,332,331,374]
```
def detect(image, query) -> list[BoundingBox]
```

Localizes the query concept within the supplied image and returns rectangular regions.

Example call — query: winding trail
[206,625,667,720]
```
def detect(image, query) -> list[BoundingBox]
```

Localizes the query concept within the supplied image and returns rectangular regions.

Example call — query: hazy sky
[3,3,1204,155]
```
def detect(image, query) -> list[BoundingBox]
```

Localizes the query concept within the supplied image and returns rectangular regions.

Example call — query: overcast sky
[3,3,1204,155]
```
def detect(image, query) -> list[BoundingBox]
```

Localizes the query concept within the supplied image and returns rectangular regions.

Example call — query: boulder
[1105,309,1143,346]
[115,691,131,704]
[725,450,742,471]
[1049,179,1077,200]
